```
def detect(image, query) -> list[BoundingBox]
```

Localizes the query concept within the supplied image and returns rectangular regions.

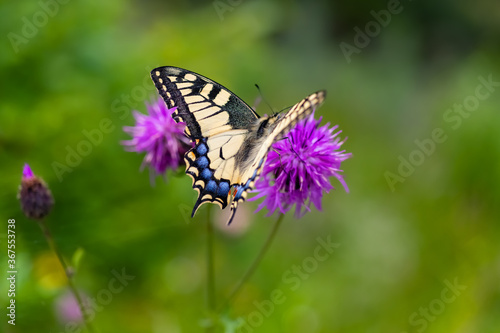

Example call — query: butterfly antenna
[254,84,275,115]
[277,105,294,114]
[272,147,282,165]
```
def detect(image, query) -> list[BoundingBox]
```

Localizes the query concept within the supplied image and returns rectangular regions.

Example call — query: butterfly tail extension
[227,187,245,225]
[227,203,238,225]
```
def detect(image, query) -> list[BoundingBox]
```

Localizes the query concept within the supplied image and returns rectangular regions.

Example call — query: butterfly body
[151,66,325,224]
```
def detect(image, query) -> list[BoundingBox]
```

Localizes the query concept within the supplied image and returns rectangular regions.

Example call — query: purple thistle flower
[18,163,54,220]
[250,113,351,217]
[122,97,193,178]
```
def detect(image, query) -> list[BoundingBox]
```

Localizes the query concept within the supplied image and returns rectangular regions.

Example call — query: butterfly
[151,66,325,224]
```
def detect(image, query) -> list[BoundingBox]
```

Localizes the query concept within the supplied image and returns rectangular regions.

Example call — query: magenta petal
[22,163,34,179]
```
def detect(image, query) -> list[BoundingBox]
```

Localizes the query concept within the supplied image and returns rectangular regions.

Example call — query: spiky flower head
[251,113,351,217]
[18,164,54,220]
[122,97,192,177]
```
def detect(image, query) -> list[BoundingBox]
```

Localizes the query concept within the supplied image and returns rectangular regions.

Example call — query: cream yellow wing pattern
[151,66,325,224]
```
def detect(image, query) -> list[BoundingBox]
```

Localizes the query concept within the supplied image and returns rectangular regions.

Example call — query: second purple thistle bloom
[250,113,352,217]
[122,98,193,177]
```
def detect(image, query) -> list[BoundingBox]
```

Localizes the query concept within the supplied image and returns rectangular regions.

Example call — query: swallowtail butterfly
[151,66,325,224]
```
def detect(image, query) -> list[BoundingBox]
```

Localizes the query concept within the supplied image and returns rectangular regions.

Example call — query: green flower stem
[204,205,218,333]
[206,205,216,312]
[220,214,285,312]
[38,219,96,333]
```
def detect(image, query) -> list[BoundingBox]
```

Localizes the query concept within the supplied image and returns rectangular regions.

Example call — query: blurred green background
[1,0,500,332]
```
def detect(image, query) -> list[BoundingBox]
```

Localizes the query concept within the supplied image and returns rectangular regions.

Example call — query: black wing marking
[151,66,259,140]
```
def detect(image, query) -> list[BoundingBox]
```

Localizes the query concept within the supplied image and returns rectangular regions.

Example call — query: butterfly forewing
[151,67,259,139]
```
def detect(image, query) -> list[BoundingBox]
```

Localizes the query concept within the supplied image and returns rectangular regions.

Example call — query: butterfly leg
[271,146,284,169]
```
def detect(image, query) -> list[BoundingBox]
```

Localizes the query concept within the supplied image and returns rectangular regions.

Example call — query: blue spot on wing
[201,168,212,180]
[217,182,230,197]
[206,180,217,193]
[195,156,209,168]
[197,143,208,156]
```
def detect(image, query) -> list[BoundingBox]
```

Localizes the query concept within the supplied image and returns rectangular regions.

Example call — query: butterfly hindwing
[184,130,249,216]
[184,139,232,215]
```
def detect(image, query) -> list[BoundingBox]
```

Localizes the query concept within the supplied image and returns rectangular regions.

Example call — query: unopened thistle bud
[18,164,54,220]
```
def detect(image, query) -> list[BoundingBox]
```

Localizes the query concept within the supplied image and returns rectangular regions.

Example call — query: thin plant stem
[219,214,285,312]
[204,205,217,333]
[206,205,216,312]
[38,219,96,333]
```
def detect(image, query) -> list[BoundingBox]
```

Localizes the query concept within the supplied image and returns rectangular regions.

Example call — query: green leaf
[71,247,85,271]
